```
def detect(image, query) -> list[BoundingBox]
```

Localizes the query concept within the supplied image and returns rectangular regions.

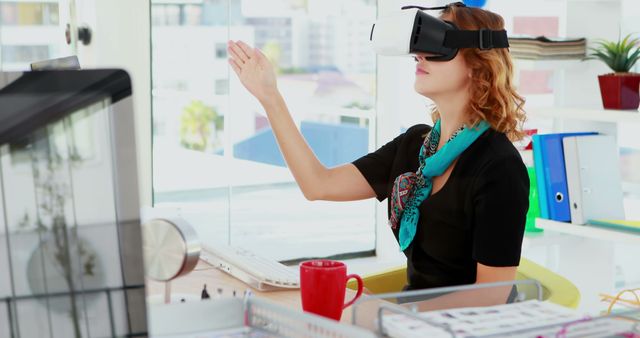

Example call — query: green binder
[526,166,542,233]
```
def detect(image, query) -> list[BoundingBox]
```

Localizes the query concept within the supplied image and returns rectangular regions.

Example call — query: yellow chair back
[347,257,580,309]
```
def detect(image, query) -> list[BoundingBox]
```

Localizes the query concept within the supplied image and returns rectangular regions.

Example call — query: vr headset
[370,2,509,61]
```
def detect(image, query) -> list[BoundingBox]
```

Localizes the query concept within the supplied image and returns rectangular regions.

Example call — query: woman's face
[413,50,472,100]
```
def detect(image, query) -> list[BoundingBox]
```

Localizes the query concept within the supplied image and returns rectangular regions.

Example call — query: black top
[352,124,529,290]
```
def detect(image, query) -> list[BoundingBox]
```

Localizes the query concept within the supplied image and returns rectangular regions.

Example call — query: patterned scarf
[389,119,490,251]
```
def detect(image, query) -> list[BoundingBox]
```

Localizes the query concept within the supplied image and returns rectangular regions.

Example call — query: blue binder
[533,132,597,222]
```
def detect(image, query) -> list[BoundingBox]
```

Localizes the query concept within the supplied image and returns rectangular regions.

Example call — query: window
[215,79,228,95]
[1,45,49,63]
[151,3,204,26]
[215,42,227,58]
[151,4,182,26]
[151,0,377,262]
[0,1,69,71]
[0,2,59,26]
[184,4,203,25]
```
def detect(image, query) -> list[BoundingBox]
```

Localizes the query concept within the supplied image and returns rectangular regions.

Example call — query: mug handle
[343,274,364,310]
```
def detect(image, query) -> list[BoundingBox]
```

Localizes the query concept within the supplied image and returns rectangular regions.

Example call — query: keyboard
[201,244,300,291]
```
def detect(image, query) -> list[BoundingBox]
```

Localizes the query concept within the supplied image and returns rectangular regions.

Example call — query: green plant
[179,100,223,151]
[587,33,640,73]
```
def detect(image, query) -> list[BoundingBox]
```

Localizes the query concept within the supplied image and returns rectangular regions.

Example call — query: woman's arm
[476,263,517,284]
[410,264,518,311]
[227,40,375,201]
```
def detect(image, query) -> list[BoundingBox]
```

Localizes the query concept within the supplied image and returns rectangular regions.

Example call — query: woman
[227,4,529,298]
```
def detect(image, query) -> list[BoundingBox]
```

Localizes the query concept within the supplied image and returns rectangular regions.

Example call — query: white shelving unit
[526,107,640,124]
[525,106,640,196]
[492,0,640,315]
[535,218,640,245]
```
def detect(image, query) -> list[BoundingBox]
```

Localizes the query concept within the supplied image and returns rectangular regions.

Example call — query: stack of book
[508,35,587,59]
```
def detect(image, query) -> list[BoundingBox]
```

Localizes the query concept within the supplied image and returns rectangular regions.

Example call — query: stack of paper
[508,35,587,60]
[382,300,586,337]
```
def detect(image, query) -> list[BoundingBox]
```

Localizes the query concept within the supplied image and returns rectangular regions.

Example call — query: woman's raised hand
[227,40,278,103]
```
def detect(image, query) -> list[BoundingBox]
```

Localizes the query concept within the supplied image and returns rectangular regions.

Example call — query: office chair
[347,257,581,309]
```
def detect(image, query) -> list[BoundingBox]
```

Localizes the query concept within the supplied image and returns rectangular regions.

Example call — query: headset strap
[401,2,466,11]
[444,29,509,50]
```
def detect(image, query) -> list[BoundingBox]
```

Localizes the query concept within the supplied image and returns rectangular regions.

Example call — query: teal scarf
[389,119,490,251]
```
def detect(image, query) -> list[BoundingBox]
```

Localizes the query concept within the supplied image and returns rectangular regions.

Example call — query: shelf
[535,218,640,245]
[526,106,640,124]
[513,58,586,71]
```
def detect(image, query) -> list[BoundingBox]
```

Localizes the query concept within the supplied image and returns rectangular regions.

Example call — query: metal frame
[377,303,456,337]
[1,285,146,338]
[351,278,543,326]
[245,296,376,338]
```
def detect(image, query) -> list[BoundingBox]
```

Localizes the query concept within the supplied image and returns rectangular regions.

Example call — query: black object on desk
[201,285,211,299]
[0,69,147,337]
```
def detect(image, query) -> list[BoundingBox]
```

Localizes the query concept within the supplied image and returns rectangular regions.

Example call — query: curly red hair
[431,5,526,141]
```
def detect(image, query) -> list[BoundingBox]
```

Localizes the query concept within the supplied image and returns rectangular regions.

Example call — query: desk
[145,258,583,336]
[145,259,378,326]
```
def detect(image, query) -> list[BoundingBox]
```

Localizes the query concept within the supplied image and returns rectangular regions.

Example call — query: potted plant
[587,33,640,110]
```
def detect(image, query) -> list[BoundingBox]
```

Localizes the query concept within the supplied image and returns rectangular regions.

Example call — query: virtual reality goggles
[370,2,509,61]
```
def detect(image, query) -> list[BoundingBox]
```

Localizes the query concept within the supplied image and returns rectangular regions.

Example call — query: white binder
[563,135,625,225]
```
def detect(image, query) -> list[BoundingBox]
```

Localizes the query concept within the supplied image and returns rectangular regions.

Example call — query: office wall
[75,0,152,208]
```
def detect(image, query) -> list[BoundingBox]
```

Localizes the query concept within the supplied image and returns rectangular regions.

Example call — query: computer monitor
[0,69,147,337]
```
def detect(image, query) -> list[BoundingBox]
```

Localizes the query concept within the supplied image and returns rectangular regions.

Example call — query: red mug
[299,260,363,321]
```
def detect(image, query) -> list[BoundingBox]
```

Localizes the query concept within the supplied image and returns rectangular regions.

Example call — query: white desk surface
[145,260,374,326]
